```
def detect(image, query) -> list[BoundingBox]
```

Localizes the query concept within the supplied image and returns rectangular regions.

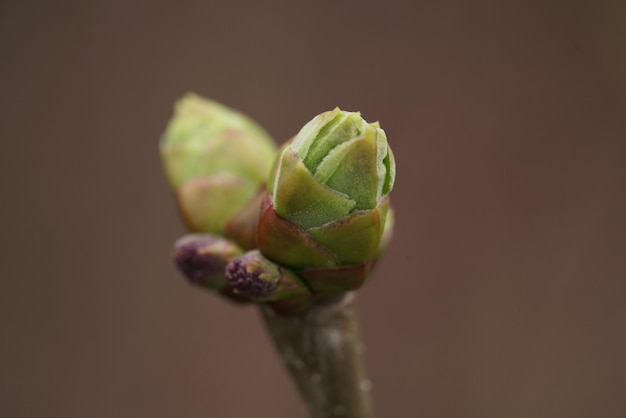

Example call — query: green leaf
[290,108,340,162]
[272,148,355,229]
[303,111,364,170]
[315,129,379,211]
[381,132,395,195]
[308,199,389,264]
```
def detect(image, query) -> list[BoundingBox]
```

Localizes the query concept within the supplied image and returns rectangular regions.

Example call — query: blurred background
[1,1,625,417]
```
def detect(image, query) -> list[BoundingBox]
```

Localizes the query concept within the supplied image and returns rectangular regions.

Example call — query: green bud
[161,93,276,188]
[258,109,396,293]
[269,108,395,229]
[160,94,277,246]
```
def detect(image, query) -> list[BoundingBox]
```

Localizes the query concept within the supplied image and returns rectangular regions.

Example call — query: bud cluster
[161,95,395,314]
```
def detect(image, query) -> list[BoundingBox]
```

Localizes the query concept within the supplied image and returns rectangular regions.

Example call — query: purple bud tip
[226,258,276,299]
[174,235,225,285]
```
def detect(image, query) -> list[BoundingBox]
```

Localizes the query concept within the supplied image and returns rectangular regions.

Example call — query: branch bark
[260,293,375,418]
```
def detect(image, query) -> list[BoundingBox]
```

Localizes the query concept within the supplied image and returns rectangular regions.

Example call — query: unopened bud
[226,250,311,302]
[173,234,242,290]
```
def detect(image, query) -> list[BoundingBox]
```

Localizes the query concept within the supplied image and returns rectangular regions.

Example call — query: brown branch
[260,293,375,418]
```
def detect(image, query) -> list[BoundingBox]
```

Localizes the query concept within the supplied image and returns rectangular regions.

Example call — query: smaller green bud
[173,234,243,291]
[160,93,276,189]
[160,94,277,244]
[225,250,311,303]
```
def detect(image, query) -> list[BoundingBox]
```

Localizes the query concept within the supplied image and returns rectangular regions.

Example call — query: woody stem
[260,292,375,418]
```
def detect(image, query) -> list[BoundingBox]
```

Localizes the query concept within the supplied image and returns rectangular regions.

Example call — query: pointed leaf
[315,130,379,210]
[273,148,355,229]
[290,108,340,161]
[303,111,364,170]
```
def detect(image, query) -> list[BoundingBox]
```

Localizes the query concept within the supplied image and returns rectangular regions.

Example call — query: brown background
[1,1,625,417]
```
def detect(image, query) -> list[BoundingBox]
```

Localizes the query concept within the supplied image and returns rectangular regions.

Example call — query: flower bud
[160,94,277,247]
[173,234,245,302]
[161,93,276,189]
[225,250,311,302]
[258,108,395,293]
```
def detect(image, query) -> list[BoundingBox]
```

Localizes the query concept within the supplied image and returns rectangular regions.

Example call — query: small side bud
[173,234,243,290]
[225,250,311,303]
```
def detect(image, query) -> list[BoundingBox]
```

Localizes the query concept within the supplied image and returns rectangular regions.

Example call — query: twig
[260,293,375,418]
